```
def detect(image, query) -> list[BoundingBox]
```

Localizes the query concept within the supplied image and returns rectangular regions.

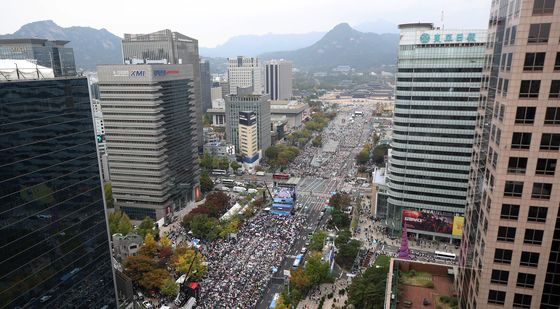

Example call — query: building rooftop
[0,59,54,81]
[0,38,70,46]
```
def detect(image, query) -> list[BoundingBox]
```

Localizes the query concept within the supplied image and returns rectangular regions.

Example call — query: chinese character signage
[419,32,477,44]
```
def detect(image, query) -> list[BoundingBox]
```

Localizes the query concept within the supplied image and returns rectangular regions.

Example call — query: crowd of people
[198,212,306,308]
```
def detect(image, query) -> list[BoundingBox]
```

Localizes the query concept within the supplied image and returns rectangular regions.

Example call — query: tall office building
[97,64,199,222]
[458,1,560,308]
[0,73,117,308]
[265,59,293,100]
[227,56,263,95]
[238,111,260,171]
[121,30,203,149]
[200,59,212,113]
[0,38,76,77]
[225,94,271,153]
[385,23,485,243]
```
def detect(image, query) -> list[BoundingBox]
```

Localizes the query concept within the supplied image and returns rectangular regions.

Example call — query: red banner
[402,210,453,234]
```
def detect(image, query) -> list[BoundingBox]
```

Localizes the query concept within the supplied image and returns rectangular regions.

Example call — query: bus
[273,173,290,180]
[354,111,363,116]
[269,293,280,309]
[212,169,227,175]
[292,254,303,268]
[222,179,235,187]
[435,251,456,261]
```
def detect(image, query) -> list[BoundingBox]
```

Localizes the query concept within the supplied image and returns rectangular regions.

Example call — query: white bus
[212,169,227,175]
[222,179,235,187]
[256,171,265,176]
[293,254,303,268]
[435,251,456,261]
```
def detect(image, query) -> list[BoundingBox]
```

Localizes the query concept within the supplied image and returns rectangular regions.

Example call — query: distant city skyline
[0,0,491,48]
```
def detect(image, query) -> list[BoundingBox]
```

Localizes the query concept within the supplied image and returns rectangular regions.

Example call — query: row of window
[501,204,549,223]
[518,80,560,98]
[494,249,540,266]
[511,132,560,150]
[491,269,536,288]
[504,181,553,199]
[497,226,545,244]
[522,52,560,71]
[507,157,556,175]
[488,290,532,308]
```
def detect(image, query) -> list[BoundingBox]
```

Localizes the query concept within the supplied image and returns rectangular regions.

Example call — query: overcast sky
[0,0,491,48]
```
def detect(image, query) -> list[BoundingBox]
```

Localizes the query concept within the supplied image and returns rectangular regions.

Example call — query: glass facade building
[385,23,486,242]
[0,77,117,308]
[0,39,76,77]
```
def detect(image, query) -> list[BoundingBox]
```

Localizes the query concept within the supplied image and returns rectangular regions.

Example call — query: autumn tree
[138,233,159,257]
[304,253,332,286]
[139,268,170,290]
[123,255,158,282]
[160,278,178,297]
[172,246,207,280]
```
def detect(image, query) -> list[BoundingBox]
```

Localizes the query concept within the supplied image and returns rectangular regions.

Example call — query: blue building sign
[130,70,146,77]
[419,32,477,44]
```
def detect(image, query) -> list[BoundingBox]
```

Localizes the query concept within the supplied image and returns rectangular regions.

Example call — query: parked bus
[269,293,279,309]
[232,186,247,193]
[292,254,303,268]
[256,171,265,176]
[435,251,456,261]
[222,179,235,187]
[273,173,290,180]
[212,169,227,175]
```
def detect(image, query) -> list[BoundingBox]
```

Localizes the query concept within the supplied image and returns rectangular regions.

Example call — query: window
[536,158,556,175]
[513,293,532,308]
[515,107,536,124]
[488,290,506,305]
[531,183,552,199]
[519,80,541,98]
[556,53,560,70]
[503,79,509,96]
[524,229,544,245]
[523,52,546,71]
[528,23,551,43]
[533,0,555,15]
[504,181,523,197]
[517,273,536,288]
[520,251,540,267]
[491,269,510,285]
[501,204,520,220]
[510,26,517,45]
[511,132,532,149]
[497,226,517,242]
[540,134,560,150]
[545,107,560,124]
[494,248,513,264]
[528,206,548,223]
[506,53,513,71]
[549,80,560,98]
[499,104,505,121]
[508,157,527,173]
[504,27,511,46]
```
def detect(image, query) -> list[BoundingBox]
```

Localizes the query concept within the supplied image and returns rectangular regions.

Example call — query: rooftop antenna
[441,10,445,31]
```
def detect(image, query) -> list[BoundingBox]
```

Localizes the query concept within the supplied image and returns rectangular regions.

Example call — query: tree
[304,253,332,286]
[273,294,290,309]
[219,217,240,238]
[204,192,230,217]
[230,161,241,171]
[372,144,390,165]
[139,268,170,290]
[348,257,390,309]
[336,239,361,270]
[123,255,158,282]
[199,152,214,170]
[103,182,114,208]
[137,216,157,239]
[139,233,159,257]
[335,229,352,247]
[189,214,221,241]
[329,209,351,229]
[312,135,322,147]
[200,171,214,193]
[329,193,351,210]
[108,211,132,235]
[160,278,179,297]
[309,230,327,251]
[173,246,207,280]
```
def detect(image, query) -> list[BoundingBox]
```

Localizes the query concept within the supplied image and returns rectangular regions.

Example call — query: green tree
[200,171,214,193]
[230,161,241,171]
[189,214,221,241]
[172,246,208,280]
[335,239,361,270]
[312,135,322,147]
[329,209,351,229]
[304,253,332,285]
[160,278,179,297]
[103,182,114,208]
[372,144,390,165]
[348,256,390,308]
[108,211,132,235]
[137,216,157,239]
[309,230,327,251]
[273,294,290,309]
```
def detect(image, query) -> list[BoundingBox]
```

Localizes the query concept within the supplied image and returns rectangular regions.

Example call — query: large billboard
[452,216,465,236]
[402,210,454,235]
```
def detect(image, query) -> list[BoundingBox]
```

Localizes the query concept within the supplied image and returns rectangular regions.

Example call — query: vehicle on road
[247,188,258,194]
[269,293,280,308]
[232,186,247,193]
[300,247,307,254]
[39,295,51,303]
[435,251,456,261]
[256,171,265,176]
[292,254,303,268]
[142,300,154,309]
[222,179,235,188]
[212,169,227,176]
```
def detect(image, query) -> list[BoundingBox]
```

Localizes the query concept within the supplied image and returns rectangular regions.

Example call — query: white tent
[0,59,54,80]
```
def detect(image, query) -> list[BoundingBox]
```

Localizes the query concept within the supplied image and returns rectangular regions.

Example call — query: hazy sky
[0,0,491,47]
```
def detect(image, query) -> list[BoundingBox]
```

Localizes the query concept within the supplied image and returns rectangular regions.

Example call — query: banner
[402,210,453,235]
[452,216,465,236]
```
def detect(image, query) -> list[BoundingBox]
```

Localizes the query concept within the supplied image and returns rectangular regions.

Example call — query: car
[300,247,307,254]
[305,241,310,246]
[142,301,153,309]
[39,295,51,303]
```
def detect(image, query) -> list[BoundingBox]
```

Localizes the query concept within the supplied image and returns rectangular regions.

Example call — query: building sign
[452,216,465,236]
[402,210,453,235]
[130,70,146,77]
[153,69,180,77]
[112,70,129,77]
[419,32,477,44]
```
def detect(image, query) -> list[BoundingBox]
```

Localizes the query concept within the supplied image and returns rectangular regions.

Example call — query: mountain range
[1,20,399,72]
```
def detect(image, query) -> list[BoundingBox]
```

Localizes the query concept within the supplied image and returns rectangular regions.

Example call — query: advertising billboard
[402,210,453,234]
[452,216,465,236]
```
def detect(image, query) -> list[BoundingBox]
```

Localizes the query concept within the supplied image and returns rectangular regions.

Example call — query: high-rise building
[227,56,262,95]
[225,94,271,154]
[265,59,293,100]
[458,1,560,308]
[238,111,260,171]
[0,74,117,308]
[0,38,76,77]
[97,64,200,222]
[385,23,486,243]
[121,30,203,149]
[200,59,212,113]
